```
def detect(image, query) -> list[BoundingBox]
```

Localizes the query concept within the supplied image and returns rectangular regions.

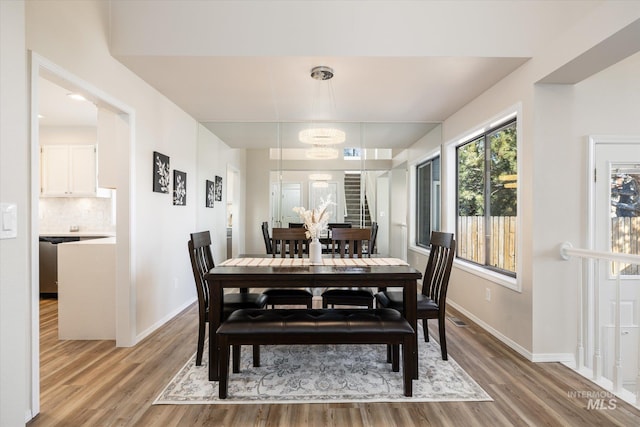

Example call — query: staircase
[343,173,371,227]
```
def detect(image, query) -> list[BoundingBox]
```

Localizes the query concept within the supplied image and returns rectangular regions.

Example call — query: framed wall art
[206,179,215,208]
[215,175,223,201]
[153,151,170,193]
[173,170,187,206]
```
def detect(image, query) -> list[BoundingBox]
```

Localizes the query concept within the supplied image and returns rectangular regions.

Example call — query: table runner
[219,257,409,267]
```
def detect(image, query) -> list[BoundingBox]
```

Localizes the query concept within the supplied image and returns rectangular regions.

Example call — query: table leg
[403,279,418,380]
[208,279,222,381]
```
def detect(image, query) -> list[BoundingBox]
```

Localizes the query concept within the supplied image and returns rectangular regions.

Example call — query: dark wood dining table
[204,257,422,382]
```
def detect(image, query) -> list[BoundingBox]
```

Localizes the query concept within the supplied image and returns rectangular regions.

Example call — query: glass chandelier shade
[305,145,339,160]
[299,127,346,145]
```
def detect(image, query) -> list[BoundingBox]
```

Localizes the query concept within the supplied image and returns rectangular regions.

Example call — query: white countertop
[59,236,116,245]
[39,231,115,238]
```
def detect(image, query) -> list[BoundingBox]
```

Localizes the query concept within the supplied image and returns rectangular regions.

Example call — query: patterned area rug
[154,325,492,404]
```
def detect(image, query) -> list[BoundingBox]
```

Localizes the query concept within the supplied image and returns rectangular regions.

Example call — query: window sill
[454,259,520,292]
[409,245,520,292]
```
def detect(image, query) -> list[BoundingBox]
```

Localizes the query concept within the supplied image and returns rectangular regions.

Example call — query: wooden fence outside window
[457,216,639,275]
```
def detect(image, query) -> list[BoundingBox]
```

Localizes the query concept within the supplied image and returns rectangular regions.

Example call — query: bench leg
[391,344,400,372]
[253,345,260,367]
[402,337,413,397]
[219,337,230,399]
[232,345,241,373]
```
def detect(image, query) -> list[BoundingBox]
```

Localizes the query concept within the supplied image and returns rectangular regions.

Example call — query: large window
[456,119,517,276]
[416,156,440,248]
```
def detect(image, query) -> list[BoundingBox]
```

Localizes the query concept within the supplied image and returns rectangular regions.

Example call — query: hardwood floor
[29,298,640,426]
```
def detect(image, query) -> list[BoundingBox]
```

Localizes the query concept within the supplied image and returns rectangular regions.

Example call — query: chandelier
[301,66,345,152]
[299,127,345,145]
[305,145,339,160]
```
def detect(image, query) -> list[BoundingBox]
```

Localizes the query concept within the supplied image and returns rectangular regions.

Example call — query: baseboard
[448,301,579,364]
[135,297,196,344]
[447,300,534,361]
[532,353,575,363]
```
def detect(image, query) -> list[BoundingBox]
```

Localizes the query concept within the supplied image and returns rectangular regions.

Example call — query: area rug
[154,326,492,404]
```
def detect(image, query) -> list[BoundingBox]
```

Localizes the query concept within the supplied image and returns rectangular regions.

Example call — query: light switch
[0,203,17,239]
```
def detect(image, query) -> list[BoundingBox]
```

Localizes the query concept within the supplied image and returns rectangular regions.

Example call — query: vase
[309,237,322,265]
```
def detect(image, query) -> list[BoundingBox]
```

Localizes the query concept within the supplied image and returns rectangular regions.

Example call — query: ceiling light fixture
[305,145,339,160]
[309,173,332,181]
[301,66,345,148]
[67,93,87,101]
[299,128,345,145]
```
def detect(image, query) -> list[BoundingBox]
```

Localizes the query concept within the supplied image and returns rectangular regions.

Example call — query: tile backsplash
[39,196,116,233]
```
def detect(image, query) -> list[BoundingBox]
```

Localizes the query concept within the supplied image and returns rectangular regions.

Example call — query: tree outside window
[457,119,517,275]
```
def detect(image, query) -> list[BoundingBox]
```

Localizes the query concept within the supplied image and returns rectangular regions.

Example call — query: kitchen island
[57,237,116,340]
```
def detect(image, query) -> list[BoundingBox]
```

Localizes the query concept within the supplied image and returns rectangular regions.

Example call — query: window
[456,119,517,276]
[343,148,361,159]
[416,156,441,248]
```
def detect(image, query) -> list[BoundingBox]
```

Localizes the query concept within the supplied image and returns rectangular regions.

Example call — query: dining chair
[188,230,268,366]
[321,227,375,308]
[368,221,379,255]
[263,227,313,308]
[261,221,273,255]
[375,231,456,360]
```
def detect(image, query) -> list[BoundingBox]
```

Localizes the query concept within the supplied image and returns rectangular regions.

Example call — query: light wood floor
[29,298,640,427]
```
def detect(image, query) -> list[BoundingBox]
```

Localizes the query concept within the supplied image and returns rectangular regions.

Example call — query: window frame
[456,118,517,277]
[445,106,522,292]
[415,156,441,249]
[409,149,441,256]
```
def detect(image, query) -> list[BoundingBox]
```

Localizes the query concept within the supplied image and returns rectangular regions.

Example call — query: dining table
[204,256,422,382]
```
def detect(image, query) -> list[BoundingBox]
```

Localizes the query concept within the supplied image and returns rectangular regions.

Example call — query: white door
[271,182,301,227]
[309,182,338,223]
[594,140,640,391]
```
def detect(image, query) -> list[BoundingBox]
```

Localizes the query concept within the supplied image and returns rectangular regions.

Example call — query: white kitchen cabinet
[41,144,97,196]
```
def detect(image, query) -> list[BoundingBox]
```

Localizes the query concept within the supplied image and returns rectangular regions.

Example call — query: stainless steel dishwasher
[39,236,80,296]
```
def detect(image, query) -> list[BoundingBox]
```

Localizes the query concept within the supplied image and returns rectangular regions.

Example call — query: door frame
[587,135,640,251]
[29,52,136,415]
[586,135,640,378]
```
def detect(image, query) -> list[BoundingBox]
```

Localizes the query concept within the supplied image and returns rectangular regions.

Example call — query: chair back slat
[422,231,456,307]
[261,221,273,254]
[272,228,307,258]
[369,221,379,255]
[188,231,215,313]
[330,228,371,258]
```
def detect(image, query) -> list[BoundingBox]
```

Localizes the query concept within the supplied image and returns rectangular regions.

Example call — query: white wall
[401,4,640,359]
[18,1,241,420]
[196,124,245,261]
[532,51,640,356]
[0,1,29,425]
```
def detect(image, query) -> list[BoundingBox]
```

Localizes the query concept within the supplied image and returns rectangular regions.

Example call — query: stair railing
[560,242,640,408]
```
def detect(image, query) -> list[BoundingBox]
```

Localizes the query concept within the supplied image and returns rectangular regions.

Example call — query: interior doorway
[30,53,135,415]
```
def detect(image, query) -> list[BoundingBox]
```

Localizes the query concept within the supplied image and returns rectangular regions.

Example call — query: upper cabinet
[40,144,98,197]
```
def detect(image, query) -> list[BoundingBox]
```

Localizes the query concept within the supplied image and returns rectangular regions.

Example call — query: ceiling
[38,56,527,150]
[38,77,97,128]
[38,1,611,151]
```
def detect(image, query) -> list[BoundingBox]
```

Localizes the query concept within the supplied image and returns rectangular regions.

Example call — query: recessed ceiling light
[67,93,87,101]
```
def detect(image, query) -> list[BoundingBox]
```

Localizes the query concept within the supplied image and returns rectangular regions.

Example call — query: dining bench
[216,308,415,398]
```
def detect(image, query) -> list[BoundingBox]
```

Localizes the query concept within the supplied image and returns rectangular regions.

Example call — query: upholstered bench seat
[216,308,414,398]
